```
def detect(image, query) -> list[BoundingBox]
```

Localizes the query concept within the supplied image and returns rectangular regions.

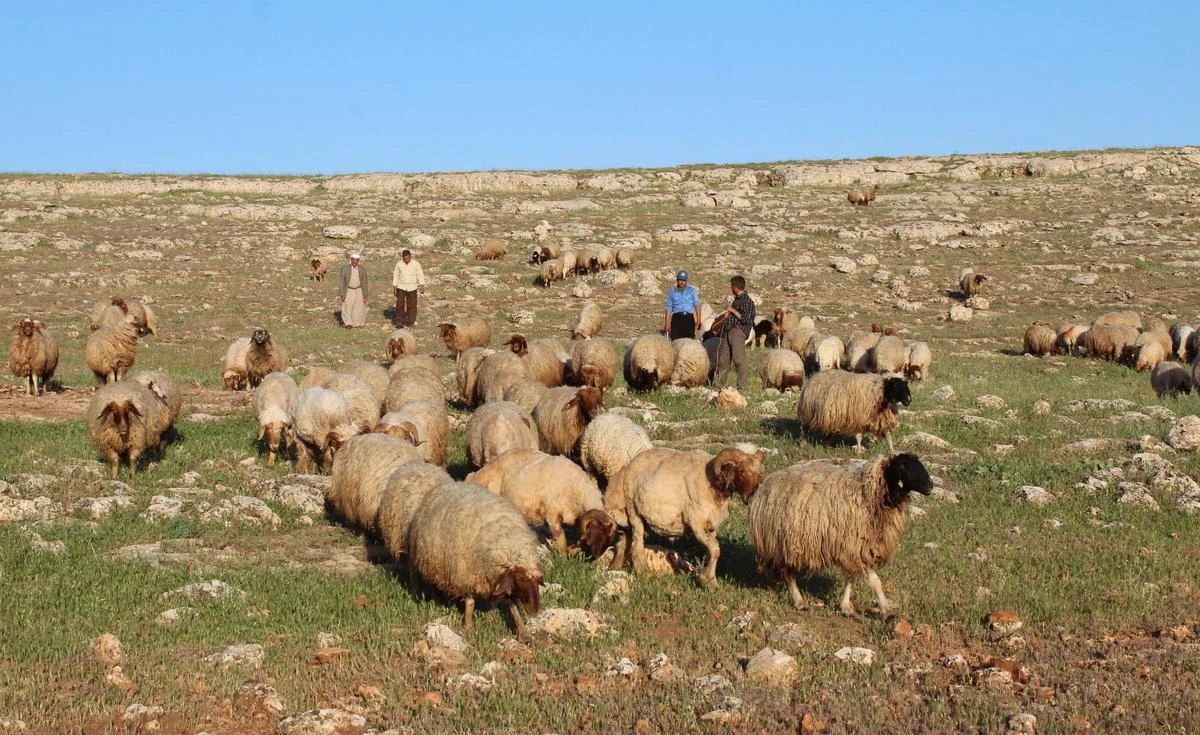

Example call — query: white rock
[445,673,495,693]
[1166,415,1200,451]
[276,708,368,735]
[322,225,360,239]
[949,305,973,322]
[743,647,798,684]
[204,643,264,669]
[1014,485,1055,507]
[693,674,734,694]
[604,657,640,677]
[524,608,613,639]
[425,623,469,652]
[1115,482,1160,510]
[833,646,877,665]
[1069,272,1099,285]
[507,309,535,325]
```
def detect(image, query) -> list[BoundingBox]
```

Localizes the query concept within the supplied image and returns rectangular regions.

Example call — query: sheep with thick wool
[869,334,905,373]
[321,372,382,432]
[1092,310,1141,329]
[123,300,158,337]
[289,387,362,473]
[386,328,419,364]
[574,247,597,275]
[222,337,252,390]
[299,366,336,391]
[760,348,806,392]
[502,378,548,412]
[454,347,494,404]
[338,359,389,410]
[377,461,456,565]
[588,247,615,272]
[538,258,565,287]
[89,297,130,332]
[669,338,710,388]
[85,318,139,385]
[614,248,635,269]
[466,448,617,556]
[904,341,932,382]
[748,453,932,616]
[327,432,423,533]
[1023,322,1057,357]
[569,337,617,390]
[578,412,653,488]
[1136,329,1172,361]
[1153,361,1192,398]
[781,326,818,357]
[438,316,492,356]
[529,243,561,265]
[796,371,912,454]
[386,362,447,411]
[465,400,539,469]
[1082,324,1139,362]
[406,480,544,634]
[129,369,181,452]
[473,238,507,261]
[605,444,765,587]
[8,319,59,396]
[844,324,890,373]
[623,334,675,392]
[531,385,605,458]
[388,353,441,378]
[473,350,533,406]
[846,184,878,206]
[1053,324,1088,356]
[375,398,449,466]
[309,253,340,281]
[806,334,846,374]
[87,380,164,479]
[959,269,987,298]
[252,371,299,466]
[246,329,288,388]
[506,334,567,387]
[573,302,603,340]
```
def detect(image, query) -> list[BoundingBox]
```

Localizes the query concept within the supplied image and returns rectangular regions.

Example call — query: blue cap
[676,270,688,280]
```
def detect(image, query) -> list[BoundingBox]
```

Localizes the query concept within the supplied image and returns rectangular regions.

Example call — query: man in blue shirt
[663,269,702,340]
[713,275,755,390]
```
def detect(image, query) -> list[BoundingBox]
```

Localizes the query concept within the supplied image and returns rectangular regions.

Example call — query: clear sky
[2,1,1195,175]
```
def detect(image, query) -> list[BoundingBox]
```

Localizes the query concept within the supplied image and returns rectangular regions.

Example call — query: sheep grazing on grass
[623,334,675,392]
[588,248,615,272]
[502,378,549,413]
[1134,340,1166,372]
[473,350,533,406]
[1137,328,1172,360]
[569,337,617,390]
[780,326,818,357]
[322,372,382,432]
[8,319,59,396]
[1170,323,1194,362]
[387,353,441,379]
[578,412,653,488]
[87,380,163,479]
[129,369,182,452]
[846,184,878,206]
[866,334,903,373]
[386,328,418,364]
[772,308,803,339]
[338,360,389,410]
[573,302,603,340]
[1092,310,1142,329]
[959,269,987,298]
[1082,324,1139,362]
[904,341,932,382]
[299,366,336,391]
[290,387,362,473]
[466,448,617,556]
[386,362,447,411]
[85,318,139,385]
[377,462,456,565]
[407,481,544,635]
[605,444,765,587]
[806,334,846,374]
[559,250,579,278]
[614,248,635,269]
[538,258,565,287]
[760,348,806,392]
[506,334,567,387]
[465,401,539,469]
[748,453,932,616]
[327,433,423,533]
[454,347,494,405]
[1023,322,1057,357]
[252,371,299,466]
[531,386,605,458]
[222,337,252,390]
[796,371,911,454]
[474,238,507,261]
[439,316,492,356]
[375,398,449,466]
[1152,361,1193,399]
[669,338,710,388]
[1053,324,1088,356]
[246,329,288,388]
[528,244,561,265]
[573,247,597,276]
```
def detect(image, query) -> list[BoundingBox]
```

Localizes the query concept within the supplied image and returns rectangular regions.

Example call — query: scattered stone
[525,608,613,640]
[205,643,264,670]
[1069,272,1099,285]
[157,607,199,627]
[1014,485,1054,507]
[120,704,163,728]
[162,579,244,602]
[715,387,747,408]
[309,647,351,666]
[604,657,640,677]
[830,257,857,274]
[699,696,745,724]
[425,623,469,652]
[1060,438,1119,454]
[235,682,286,717]
[1033,399,1052,414]
[647,653,686,683]
[590,570,632,605]
[197,496,280,527]
[1115,482,1159,510]
[571,281,594,298]
[988,609,1023,634]
[892,618,915,642]
[445,673,495,694]
[276,708,367,735]
[949,305,973,322]
[1007,712,1037,735]
[832,646,876,666]
[973,394,1006,409]
[693,673,734,695]
[92,633,125,666]
[902,431,953,449]
[1166,415,1200,451]
[744,647,798,685]
[932,385,956,402]
[507,309,535,325]
[322,225,360,239]
[140,495,186,522]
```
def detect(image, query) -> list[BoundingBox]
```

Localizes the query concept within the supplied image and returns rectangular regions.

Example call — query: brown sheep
[8,319,59,396]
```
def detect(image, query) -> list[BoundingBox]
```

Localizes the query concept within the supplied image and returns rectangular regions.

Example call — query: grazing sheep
[748,316,776,349]
[339,359,389,410]
[439,316,492,356]
[322,372,383,432]
[844,324,890,373]
[529,243,562,265]
[8,319,59,396]
[377,462,456,564]
[290,387,362,473]
[454,347,494,405]
[904,342,932,382]
[605,444,765,587]
[531,386,605,458]
[623,334,675,392]
[1171,324,1195,362]
[865,334,903,373]
[387,353,441,378]
[89,297,130,332]
[221,337,252,390]
[578,412,653,488]
[466,448,616,556]
[1134,340,1167,372]
[1082,324,1140,362]
[846,184,878,206]
[466,400,539,469]
[375,398,449,466]
[796,371,911,454]
[588,247,615,272]
[327,433,423,533]
[309,253,339,281]
[669,338,710,388]
[474,238,507,261]
[780,326,819,357]
[806,334,846,374]
[1137,328,1173,360]
[760,348,807,392]
[559,250,579,277]
[299,366,336,391]
[573,302,604,340]
[1023,322,1057,357]
[538,258,564,288]
[958,269,987,298]
[87,380,163,479]
[129,369,181,452]
[473,350,532,406]
[252,371,299,466]
[748,453,932,615]
[246,329,288,388]
[386,329,419,364]
[614,248,634,269]
[1152,361,1193,399]
[502,378,549,413]
[574,247,597,275]
[772,307,801,338]
[85,319,139,384]
[1053,324,1089,356]
[407,481,544,634]
[506,334,567,387]
[123,300,157,337]
[1092,310,1142,329]
[569,337,617,390]
[386,362,447,411]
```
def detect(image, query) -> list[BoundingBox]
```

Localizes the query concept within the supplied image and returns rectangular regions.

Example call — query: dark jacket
[339,263,369,301]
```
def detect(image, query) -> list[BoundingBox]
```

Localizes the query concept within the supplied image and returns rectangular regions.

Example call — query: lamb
[251,371,299,466]
[604,444,765,587]
[1152,361,1192,399]
[531,385,605,458]
[309,253,340,281]
[473,350,533,406]
[569,337,617,390]
[338,359,389,410]
[578,412,653,487]
[506,334,567,387]
[959,269,987,298]
[8,319,59,396]
[796,371,912,454]
[375,398,449,466]
[759,348,807,392]
[221,337,252,390]
[668,338,711,388]
[406,480,543,634]
[1082,324,1140,362]
[289,387,363,473]
[327,432,423,532]
[904,341,932,382]
[474,238,507,261]
[465,400,539,469]
[623,334,675,392]
[386,328,419,364]
[1170,323,1195,362]
[85,318,139,384]
[245,329,288,388]
[386,362,447,410]
[572,302,603,340]
[438,316,492,356]
[129,369,182,452]
[454,347,494,405]
[1023,322,1057,357]
[806,334,846,374]
[466,448,617,556]
[1053,324,1089,356]
[376,461,456,565]
[614,248,635,269]
[322,372,382,431]
[1092,310,1142,329]
[87,380,163,479]
[847,184,878,206]
[502,378,549,412]
[748,453,932,616]
[748,316,775,349]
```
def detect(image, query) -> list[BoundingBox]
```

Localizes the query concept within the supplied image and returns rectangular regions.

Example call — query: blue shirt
[665,284,701,314]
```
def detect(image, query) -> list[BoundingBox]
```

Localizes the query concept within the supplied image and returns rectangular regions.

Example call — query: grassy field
[2,149,1200,733]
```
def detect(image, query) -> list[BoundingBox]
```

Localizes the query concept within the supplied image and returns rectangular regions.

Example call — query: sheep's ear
[124,400,142,417]
[98,402,117,420]
[563,395,580,411]
[257,424,266,440]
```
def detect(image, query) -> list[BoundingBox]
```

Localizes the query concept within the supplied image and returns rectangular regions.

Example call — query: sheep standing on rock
[87,380,163,479]
[796,371,911,454]
[959,269,987,298]
[85,318,139,384]
[531,386,605,458]
[1023,322,1057,357]
[252,371,299,465]
[573,302,603,340]
[439,317,492,356]
[578,412,653,488]
[623,334,675,392]
[569,338,617,390]
[246,329,288,388]
[1152,361,1192,399]
[605,444,765,587]
[8,319,59,396]
[748,453,932,616]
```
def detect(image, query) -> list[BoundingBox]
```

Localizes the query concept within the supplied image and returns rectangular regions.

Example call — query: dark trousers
[669,312,696,341]
[395,289,418,327]
[714,326,748,390]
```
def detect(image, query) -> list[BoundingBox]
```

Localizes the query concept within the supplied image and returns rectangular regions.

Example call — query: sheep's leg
[549,517,569,556]
[106,370,116,384]
[838,580,857,616]
[784,571,804,609]
[508,600,527,640]
[127,448,140,479]
[866,570,893,618]
[885,432,895,456]
[27,375,35,396]
[629,515,649,575]
[267,447,277,466]
[854,433,864,455]
[106,450,120,479]
[695,525,721,588]
[463,598,475,633]
[608,532,628,570]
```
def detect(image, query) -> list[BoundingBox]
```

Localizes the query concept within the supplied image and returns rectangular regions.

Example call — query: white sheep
[1092,310,1141,329]
[806,334,846,374]
[1023,322,1056,357]
[465,400,539,469]
[843,324,889,373]
[505,334,567,387]
[222,337,252,390]
[569,337,617,390]
[531,385,605,458]
[623,334,675,392]
[438,316,492,356]
[868,334,905,373]
[578,412,653,487]
[252,371,299,466]
[387,353,441,378]
[8,319,59,396]
[748,453,932,616]
[289,387,362,473]
[1083,324,1139,362]
[375,398,449,466]
[322,372,382,432]
[501,378,549,413]
[796,371,912,454]
[474,238,507,261]
[759,348,806,392]
[454,347,495,405]
[386,328,419,364]
[473,350,533,406]
[327,433,423,532]
[129,369,181,452]
[87,380,164,479]
[377,461,456,565]
[904,341,932,382]
[386,362,447,411]
[604,444,765,587]
[339,359,389,409]
[539,258,564,287]
[573,302,604,340]
[85,318,139,384]
[299,366,336,391]
[668,338,710,388]
[614,248,634,269]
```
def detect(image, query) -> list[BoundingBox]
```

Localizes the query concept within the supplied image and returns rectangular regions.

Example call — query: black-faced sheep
[748,453,932,616]
[796,371,911,454]
[466,448,617,557]
[1023,322,1056,357]
[123,300,158,337]
[1152,361,1192,399]
[760,348,806,393]
[87,380,163,479]
[465,400,539,470]
[85,318,139,384]
[528,243,561,265]
[569,337,617,390]
[246,329,288,388]
[386,328,418,364]
[959,269,987,298]
[531,385,605,458]
[474,238,507,261]
[327,432,423,532]
[252,371,299,466]
[623,334,675,392]
[573,302,603,340]
[8,319,59,396]
[578,412,653,488]
[506,334,567,387]
[904,342,932,382]
[439,316,492,356]
[669,338,710,388]
[222,336,252,390]
[604,444,765,587]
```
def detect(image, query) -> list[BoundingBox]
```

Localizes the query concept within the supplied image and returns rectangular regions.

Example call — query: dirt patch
[0,383,249,422]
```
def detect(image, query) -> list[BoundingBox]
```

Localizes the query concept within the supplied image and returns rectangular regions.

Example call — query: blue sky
[2,2,1195,175]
